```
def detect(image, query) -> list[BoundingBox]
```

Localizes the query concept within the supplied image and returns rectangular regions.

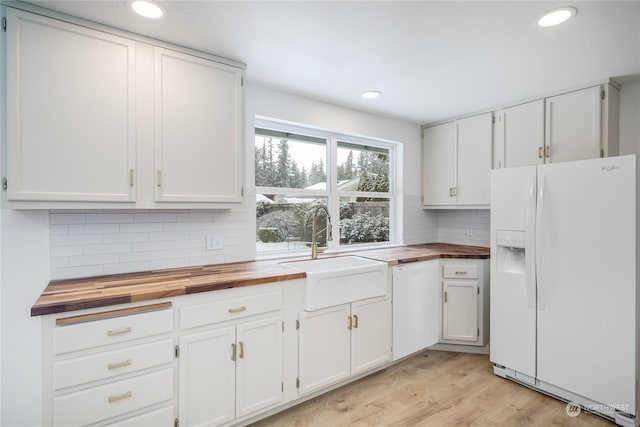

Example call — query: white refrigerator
[490,154,638,426]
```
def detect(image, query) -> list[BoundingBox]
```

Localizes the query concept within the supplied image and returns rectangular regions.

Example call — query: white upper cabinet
[422,113,492,208]
[455,113,492,205]
[2,7,245,208]
[493,84,620,169]
[422,122,456,206]
[4,8,136,202]
[493,100,545,169]
[154,48,243,203]
[545,86,604,163]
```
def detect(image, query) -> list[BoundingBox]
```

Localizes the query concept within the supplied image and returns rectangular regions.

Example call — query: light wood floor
[251,350,615,427]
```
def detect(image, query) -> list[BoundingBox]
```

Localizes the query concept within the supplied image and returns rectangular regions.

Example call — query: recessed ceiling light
[361,90,382,99]
[537,7,577,27]
[131,1,164,19]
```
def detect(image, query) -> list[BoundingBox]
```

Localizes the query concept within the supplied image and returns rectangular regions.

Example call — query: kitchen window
[255,119,397,256]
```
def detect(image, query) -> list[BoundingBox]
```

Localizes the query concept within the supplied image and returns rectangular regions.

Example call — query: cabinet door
[496,100,545,168]
[298,305,350,395]
[179,326,235,427]
[235,317,283,418]
[5,8,135,202]
[545,86,602,163]
[392,261,439,361]
[351,296,391,375]
[455,113,492,205]
[442,280,478,342]
[422,122,455,206]
[154,48,242,203]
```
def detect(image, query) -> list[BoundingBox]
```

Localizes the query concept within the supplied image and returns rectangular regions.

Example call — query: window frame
[255,117,399,257]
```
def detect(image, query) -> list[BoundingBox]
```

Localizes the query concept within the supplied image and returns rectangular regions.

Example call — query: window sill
[255,242,407,262]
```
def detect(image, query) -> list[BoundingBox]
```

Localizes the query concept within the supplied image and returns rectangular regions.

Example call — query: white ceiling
[24,0,640,124]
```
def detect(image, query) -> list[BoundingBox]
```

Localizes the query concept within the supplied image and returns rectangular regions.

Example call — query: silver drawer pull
[228,306,246,314]
[107,327,131,336]
[108,359,132,370]
[108,391,132,403]
[454,271,467,275]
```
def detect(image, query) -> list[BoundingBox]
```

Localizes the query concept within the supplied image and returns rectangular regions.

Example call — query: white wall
[0,210,48,427]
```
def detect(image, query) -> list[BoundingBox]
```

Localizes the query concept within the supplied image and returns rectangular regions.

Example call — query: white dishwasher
[392,260,439,361]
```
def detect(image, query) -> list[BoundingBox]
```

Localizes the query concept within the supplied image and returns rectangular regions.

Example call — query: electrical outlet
[205,232,223,250]
[466,227,473,236]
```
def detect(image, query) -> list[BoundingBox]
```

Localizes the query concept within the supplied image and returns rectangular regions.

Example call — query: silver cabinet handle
[231,343,236,361]
[228,306,246,314]
[239,341,245,359]
[353,315,359,329]
[107,327,131,337]
[455,271,467,275]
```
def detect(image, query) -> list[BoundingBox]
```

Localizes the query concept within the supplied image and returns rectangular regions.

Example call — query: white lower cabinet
[439,259,490,346]
[298,296,391,395]
[442,280,478,342]
[41,279,394,426]
[179,317,283,426]
[43,304,176,427]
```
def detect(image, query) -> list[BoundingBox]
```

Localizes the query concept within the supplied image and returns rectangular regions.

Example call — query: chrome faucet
[311,204,333,259]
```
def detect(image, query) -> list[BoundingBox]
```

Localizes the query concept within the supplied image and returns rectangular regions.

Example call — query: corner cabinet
[422,113,492,208]
[2,7,244,208]
[4,8,136,203]
[493,83,620,169]
[154,48,243,203]
[439,259,490,346]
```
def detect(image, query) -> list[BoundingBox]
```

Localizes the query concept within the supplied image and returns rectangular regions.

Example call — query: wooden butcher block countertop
[32,243,489,316]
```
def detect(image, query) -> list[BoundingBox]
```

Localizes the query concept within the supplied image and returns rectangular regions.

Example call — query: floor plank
[251,350,614,427]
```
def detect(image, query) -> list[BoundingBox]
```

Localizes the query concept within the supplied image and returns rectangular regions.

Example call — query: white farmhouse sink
[282,256,388,311]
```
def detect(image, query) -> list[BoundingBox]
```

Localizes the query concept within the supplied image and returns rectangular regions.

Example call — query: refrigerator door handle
[535,174,545,311]
[525,175,537,309]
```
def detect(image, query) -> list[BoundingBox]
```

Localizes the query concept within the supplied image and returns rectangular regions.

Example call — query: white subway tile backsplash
[50,245,83,257]
[119,222,164,233]
[83,243,132,255]
[86,213,134,224]
[51,234,102,246]
[103,262,150,276]
[163,222,203,231]
[436,209,490,247]
[119,250,166,263]
[50,208,255,280]
[132,241,174,252]
[103,232,150,243]
[50,213,86,224]
[68,254,120,267]
[68,223,119,235]
[149,231,190,241]
[134,212,178,223]
[49,225,68,235]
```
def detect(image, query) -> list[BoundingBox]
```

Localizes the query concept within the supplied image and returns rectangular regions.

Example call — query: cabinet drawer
[53,368,174,427]
[53,339,174,390]
[442,264,478,279]
[53,307,174,355]
[106,404,174,427]
[180,290,282,330]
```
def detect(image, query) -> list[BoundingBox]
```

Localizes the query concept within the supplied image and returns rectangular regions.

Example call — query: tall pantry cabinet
[1,6,245,208]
